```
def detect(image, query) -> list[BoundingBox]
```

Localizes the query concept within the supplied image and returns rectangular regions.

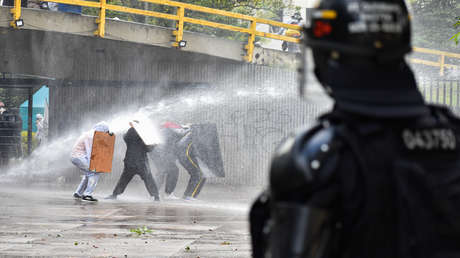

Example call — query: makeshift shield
[191,123,225,178]
[132,120,161,147]
[89,131,116,173]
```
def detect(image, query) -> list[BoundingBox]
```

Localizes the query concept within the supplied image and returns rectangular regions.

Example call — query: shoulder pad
[270,124,343,201]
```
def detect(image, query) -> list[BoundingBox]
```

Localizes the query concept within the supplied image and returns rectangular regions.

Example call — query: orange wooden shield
[89,131,116,173]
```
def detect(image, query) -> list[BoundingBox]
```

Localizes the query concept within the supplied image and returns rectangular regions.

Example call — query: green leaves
[455,18,460,28]
[451,32,460,45]
[451,17,460,45]
[129,226,153,236]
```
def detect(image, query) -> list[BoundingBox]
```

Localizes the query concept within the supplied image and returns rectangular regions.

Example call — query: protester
[71,121,110,202]
[149,122,201,200]
[149,121,186,200]
[106,120,160,201]
[149,122,206,201]
[175,125,206,201]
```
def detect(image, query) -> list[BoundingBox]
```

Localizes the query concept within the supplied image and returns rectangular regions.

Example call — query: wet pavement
[0,185,258,257]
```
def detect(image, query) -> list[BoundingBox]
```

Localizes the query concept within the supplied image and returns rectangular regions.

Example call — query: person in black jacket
[250,0,460,257]
[106,120,160,201]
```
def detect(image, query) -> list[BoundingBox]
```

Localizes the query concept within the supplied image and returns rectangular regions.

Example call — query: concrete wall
[0,27,238,82]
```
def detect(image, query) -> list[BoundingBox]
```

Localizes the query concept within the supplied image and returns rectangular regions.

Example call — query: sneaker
[82,195,98,202]
[183,196,198,201]
[104,194,117,200]
[165,193,179,200]
[73,193,82,199]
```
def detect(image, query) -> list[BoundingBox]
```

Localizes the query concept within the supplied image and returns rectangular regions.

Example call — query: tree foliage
[451,17,460,45]
[407,0,459,50]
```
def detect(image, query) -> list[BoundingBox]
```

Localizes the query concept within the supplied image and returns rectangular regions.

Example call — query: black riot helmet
[299,0,428,117]
[305,0,411,62]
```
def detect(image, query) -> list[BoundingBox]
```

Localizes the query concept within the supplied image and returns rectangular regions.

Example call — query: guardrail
[418,78,460,106]
[410,47,460,76]
[8,0,301,62]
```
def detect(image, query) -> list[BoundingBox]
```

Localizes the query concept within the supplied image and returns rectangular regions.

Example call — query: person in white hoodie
[71,121,110,201]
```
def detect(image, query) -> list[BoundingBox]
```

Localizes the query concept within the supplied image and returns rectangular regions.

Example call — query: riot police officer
[250,0,460,258]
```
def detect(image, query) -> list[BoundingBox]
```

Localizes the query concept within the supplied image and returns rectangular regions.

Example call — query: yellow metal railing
[9,0,22,28]
[9,0,301,62]
[410,47,460,76]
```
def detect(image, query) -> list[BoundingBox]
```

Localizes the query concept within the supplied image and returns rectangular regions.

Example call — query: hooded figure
[149,121,206,200]
[71,121,110,201]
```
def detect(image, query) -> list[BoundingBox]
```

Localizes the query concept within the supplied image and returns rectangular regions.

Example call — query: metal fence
[418,77,460,106]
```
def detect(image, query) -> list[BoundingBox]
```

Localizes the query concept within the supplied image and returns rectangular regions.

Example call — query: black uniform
[112,127,160,199]
[250,0,460,257]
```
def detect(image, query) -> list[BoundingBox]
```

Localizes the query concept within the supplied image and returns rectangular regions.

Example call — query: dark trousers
[151,142,206,198]
[150,150,179,195]
[177,142,206,198]
[113,161,159,198]
[164,164,179,195]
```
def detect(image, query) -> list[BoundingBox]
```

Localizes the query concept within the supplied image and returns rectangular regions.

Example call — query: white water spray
[0,80,330,185]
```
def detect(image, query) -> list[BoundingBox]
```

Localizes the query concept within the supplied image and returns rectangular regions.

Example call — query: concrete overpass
[0,7,296,80]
